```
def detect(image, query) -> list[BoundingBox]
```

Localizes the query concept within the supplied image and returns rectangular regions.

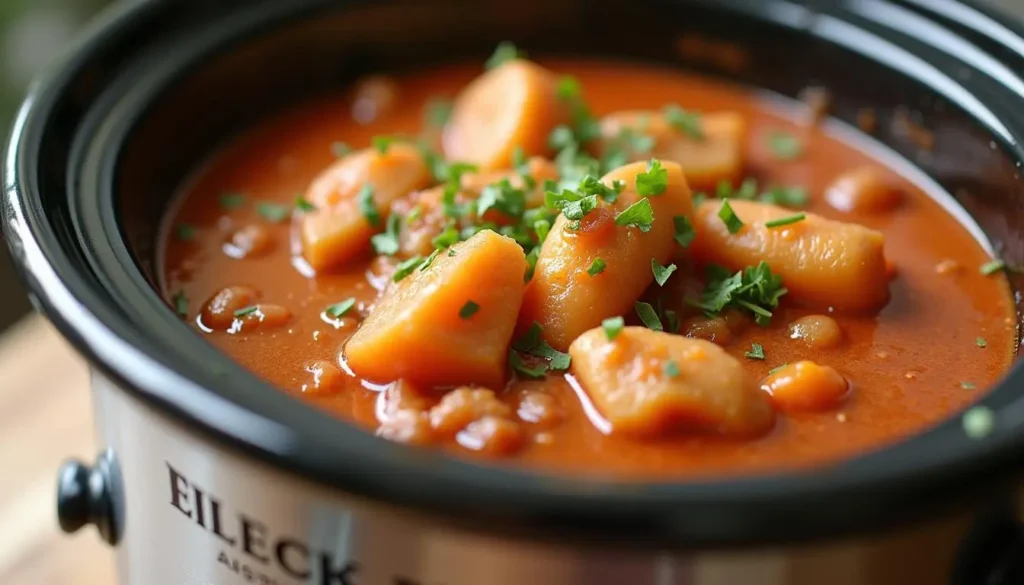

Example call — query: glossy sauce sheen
[162,61,1015,478]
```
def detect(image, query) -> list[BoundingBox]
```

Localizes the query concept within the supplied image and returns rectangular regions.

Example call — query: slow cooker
[6,0,1024,583]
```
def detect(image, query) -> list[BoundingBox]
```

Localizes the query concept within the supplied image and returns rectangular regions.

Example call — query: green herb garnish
[615,198,655,232]
[424,98,453,128]
[663,104,703,139]
[419,248,441,271]
[392,256,425,282]
[980,259,1006,275]
[371,214,401,256]
[663,360,682,377]
[976,337,988,348]
[508,349,548,379]
[325,298,356,319]
[745,342,766,360]
[218,192,246,210]
[602,316,625,341]
[331,142,352,158]
[718,199,744,234]
[172,291,189,318]
[767,130,804,160]
[588,258,607,277]
[294,196,317,212]
[635,301,663,331]
[764,213,806,228]
[513,322,571,371]
[760,185,809,208]
[358,184,381,227]
[234,306,259,318]
[673,216,695,248]
[257,202,290,223]
[372,135,398,154]
[691,262,787,326]
[486,41,525,69]
[636,159,668,196]
[769,363,789,375]
[459,300,480,319]
[652,259,677,286]
[175,224,196,241]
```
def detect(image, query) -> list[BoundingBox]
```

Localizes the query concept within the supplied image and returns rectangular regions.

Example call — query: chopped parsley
[588,258,607,276]
[325,298,356,319]
[424,98,453,128]
[663,104,703,139]
[477,179,527,221]
[760,185,809,208]
[615,198,655,232]
[392,256,425,282]
[372,135,398,154]
[652,259,677,286]
[976,337,988,348]
[172,291,189,318]
[508,349,548,379]
[447,248,457,257]
[331,142,352,158]
[745,342,766,360]
[431,226,460,249]
[294,196,317,212]
[257,202,290,223]
[764,213,806,228]
[673,216,695,248]
[769,363,789,375]
[486,41,524,69]
[635,301,663,331]
[175,224,196,241]
[371,214,401,255]
[557,76,582,101]
[766,130,804,160]
[358,184,381,227]
[234,306,259,318]
[980,259,1006,275]
[513,322,571,371]
[690,262,787,326]
[534,219,551,244]
[663,360,682,377]
[602,316,625,341]
[218,192,245,210]
[459,300,480,319]
[664,309,680,334]
[635,159,668,196]
[718,199,744,234]
[419,248,441,271]
[963,406,995,439]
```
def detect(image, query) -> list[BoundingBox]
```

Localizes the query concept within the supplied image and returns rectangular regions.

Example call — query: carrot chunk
[443,60,568,169]
[689,199,889,311]
[345,230,527,388]
[518,160,695,351]
[300,143,431,270]
[761,361,849,412]
[569,327,775,437]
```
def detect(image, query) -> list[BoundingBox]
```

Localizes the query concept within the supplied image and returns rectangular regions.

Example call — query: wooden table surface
[0,316,116,584]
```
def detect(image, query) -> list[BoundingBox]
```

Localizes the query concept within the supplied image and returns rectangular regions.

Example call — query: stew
[161,48,1016,478]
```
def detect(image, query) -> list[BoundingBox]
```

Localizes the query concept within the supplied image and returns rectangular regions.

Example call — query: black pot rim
[6,0,1024,548]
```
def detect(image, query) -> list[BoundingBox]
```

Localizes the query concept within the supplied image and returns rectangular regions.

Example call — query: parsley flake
[424,98,453,128]
[976,337,988,348]
[652,259,677,286]
[172,291,189,318]
[602,316,625,341]
[769,363,789,375]
[513,322,571,371]
[420,248,441,271]
[372,135,398,154]
[234,306,258,318]
[691,262,787,326]
[673,216,695,248]
[486,41,525,70]
[760,185,809,207]
[636,159,668,196]
[745,342,766,360]
[257,202,290,223]
[663,104,703,139]
[331,142,352,158]
[392,256,425,282]
[980,259,1006,275]
[663,360,682,378]
[459,300,480,319]
[294,196,317,212]
[358,184,381,227]
[508,349,548,379]
[765,213,806,228]
[175,224,196,241]
[718,199,744,234]
[588,258,607,276]
[635,302,663,331]
[767,130,804,160]
[371,215,401,255]
[615,198,655,232]
[325,298,356,319]
[218,192,245,210]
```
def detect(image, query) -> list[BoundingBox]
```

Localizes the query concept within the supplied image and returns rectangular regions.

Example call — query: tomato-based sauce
[162,59,1016,478]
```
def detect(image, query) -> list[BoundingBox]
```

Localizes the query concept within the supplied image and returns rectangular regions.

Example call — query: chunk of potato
[600,111,746,191]
[300,143,431,270]
[569,327,775,436]
[761,361,849,412]
[519,160,695,351]
[345,230,527,388]
[689,199,889,311]
[825,165,902,214]
[443,60,567,169]
[393,158,558,257]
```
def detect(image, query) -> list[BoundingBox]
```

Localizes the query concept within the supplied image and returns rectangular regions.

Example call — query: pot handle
[56,449,122,545]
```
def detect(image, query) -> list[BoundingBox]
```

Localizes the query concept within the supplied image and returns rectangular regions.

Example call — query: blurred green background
[0,0,1021,332]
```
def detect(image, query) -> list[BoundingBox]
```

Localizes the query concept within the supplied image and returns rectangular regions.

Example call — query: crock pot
[6,0,1024,583]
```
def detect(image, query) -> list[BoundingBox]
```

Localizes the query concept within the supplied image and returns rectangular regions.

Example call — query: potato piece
[690,199,889,311]
[519,161,694,351]
[600,111,746,191]
[788,315,843,349]
[444,60,567,169]
[825,165,903,214]
[761,361,849,412]
[394,158,558,257]
[569,327,775,437]
[345,230,527,388]
[300,143,431,270]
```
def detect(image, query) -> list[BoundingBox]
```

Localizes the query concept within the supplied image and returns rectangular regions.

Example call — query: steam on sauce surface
[161,52,1015,478]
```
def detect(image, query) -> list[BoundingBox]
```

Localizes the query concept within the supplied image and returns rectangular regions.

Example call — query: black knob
[55,450,122,545]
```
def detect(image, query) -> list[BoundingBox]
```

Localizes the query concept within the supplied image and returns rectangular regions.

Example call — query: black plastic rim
[5,0,1024,549]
